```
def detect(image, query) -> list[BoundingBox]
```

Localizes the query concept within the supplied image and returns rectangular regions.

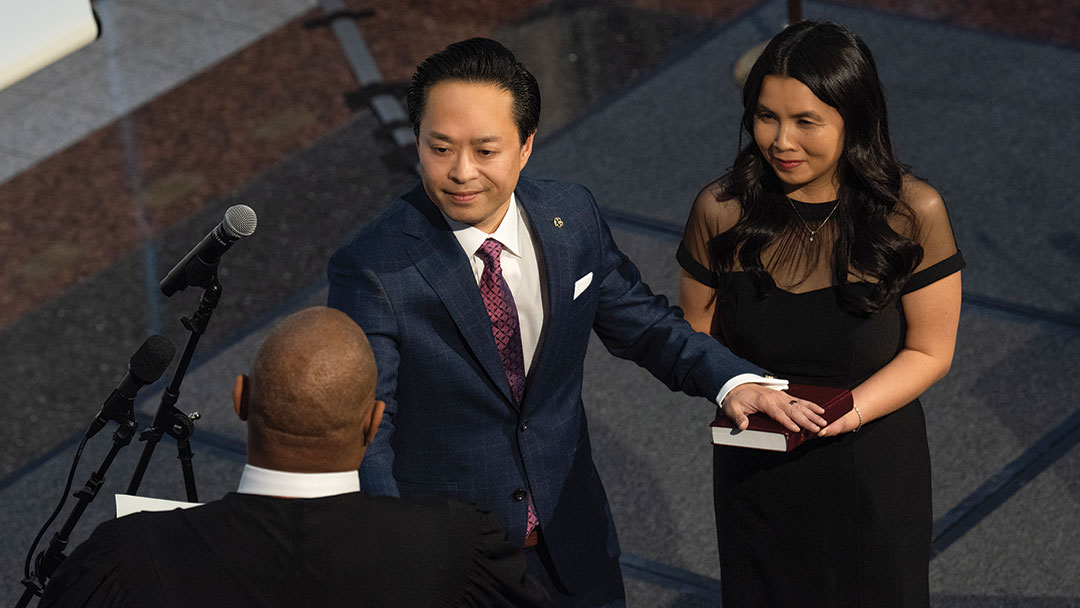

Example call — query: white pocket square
[573,272,593,300]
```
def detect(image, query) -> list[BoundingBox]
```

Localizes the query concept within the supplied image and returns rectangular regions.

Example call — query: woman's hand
[816,407,860,437]
[723,384,827,433]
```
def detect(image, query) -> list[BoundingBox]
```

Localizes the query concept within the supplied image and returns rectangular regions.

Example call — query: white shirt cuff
[716,373,789,406]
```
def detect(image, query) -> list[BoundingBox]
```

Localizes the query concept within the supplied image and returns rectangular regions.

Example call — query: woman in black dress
[678,22,963,606]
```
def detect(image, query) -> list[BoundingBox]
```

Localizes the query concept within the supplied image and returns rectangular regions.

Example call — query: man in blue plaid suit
[328,38,819,607]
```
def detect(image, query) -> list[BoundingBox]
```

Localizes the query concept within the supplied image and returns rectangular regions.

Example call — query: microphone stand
[17,418,138,607]
[126,278,220,501]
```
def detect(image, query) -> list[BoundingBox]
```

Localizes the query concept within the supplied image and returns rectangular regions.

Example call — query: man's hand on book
[723,384,826,433]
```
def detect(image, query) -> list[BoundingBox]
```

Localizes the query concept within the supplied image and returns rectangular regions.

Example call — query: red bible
[711,384,853,452]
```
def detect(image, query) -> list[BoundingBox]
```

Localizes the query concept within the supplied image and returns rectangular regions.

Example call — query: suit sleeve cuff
[716,373,789,406]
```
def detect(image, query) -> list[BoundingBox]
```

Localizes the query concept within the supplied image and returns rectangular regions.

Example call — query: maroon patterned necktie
[476,238,538,540]
[476,238,526,403]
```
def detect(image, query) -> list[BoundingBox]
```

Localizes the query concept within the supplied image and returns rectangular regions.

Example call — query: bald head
[236,306,382,472]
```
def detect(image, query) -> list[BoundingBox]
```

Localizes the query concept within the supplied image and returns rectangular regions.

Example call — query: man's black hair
[407,38,540,144]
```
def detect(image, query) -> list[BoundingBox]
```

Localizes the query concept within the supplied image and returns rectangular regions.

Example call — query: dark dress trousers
[327,177,756,595]
[40,492,549,607]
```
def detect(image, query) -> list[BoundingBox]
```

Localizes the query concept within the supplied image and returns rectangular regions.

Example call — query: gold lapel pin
[553,217,564,228]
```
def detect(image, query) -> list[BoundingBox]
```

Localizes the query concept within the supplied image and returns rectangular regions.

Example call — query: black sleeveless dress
[678,202,964,607]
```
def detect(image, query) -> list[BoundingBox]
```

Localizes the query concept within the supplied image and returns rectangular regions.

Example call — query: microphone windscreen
[222,205,257,239]
[129,335,176,383]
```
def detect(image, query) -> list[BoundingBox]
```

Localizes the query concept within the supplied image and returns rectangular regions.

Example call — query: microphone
[159,205,257,296]
[86,335,176,439]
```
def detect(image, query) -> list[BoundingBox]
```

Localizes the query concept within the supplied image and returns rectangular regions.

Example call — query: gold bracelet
[852,403,863,432]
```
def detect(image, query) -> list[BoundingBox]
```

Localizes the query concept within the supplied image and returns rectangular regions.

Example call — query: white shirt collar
[442,192,524,258]
[236,464,360,498]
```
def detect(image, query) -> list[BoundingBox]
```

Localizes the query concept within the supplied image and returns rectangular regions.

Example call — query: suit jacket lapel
[401,186,518,408]
[516,180,576,410]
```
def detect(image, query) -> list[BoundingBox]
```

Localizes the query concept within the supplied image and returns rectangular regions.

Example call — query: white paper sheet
[115,494,203,518]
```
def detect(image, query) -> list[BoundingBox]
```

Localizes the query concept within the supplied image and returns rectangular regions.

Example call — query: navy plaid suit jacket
[328,176,755,591]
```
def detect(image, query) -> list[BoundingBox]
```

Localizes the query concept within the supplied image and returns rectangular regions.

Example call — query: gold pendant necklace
[787,198,839,243]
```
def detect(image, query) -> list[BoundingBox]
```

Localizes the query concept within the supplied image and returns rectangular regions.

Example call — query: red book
[710,384,853,452]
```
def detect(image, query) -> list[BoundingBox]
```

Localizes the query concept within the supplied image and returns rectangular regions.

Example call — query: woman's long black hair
[711,21,922,315]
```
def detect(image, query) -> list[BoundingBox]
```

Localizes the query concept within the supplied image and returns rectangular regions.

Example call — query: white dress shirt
[237,464,360,498]
[442,193,545,374]
[442,192,782,404]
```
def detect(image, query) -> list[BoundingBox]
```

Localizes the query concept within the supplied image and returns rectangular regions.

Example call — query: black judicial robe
[41,492,549,607]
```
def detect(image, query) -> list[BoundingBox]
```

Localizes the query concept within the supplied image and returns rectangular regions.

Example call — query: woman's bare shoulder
[691,179,743,233]
[900,174,946,217]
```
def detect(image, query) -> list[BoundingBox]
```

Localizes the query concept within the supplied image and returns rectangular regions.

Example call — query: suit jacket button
[512,488,527,502]
[520,421,528,432]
